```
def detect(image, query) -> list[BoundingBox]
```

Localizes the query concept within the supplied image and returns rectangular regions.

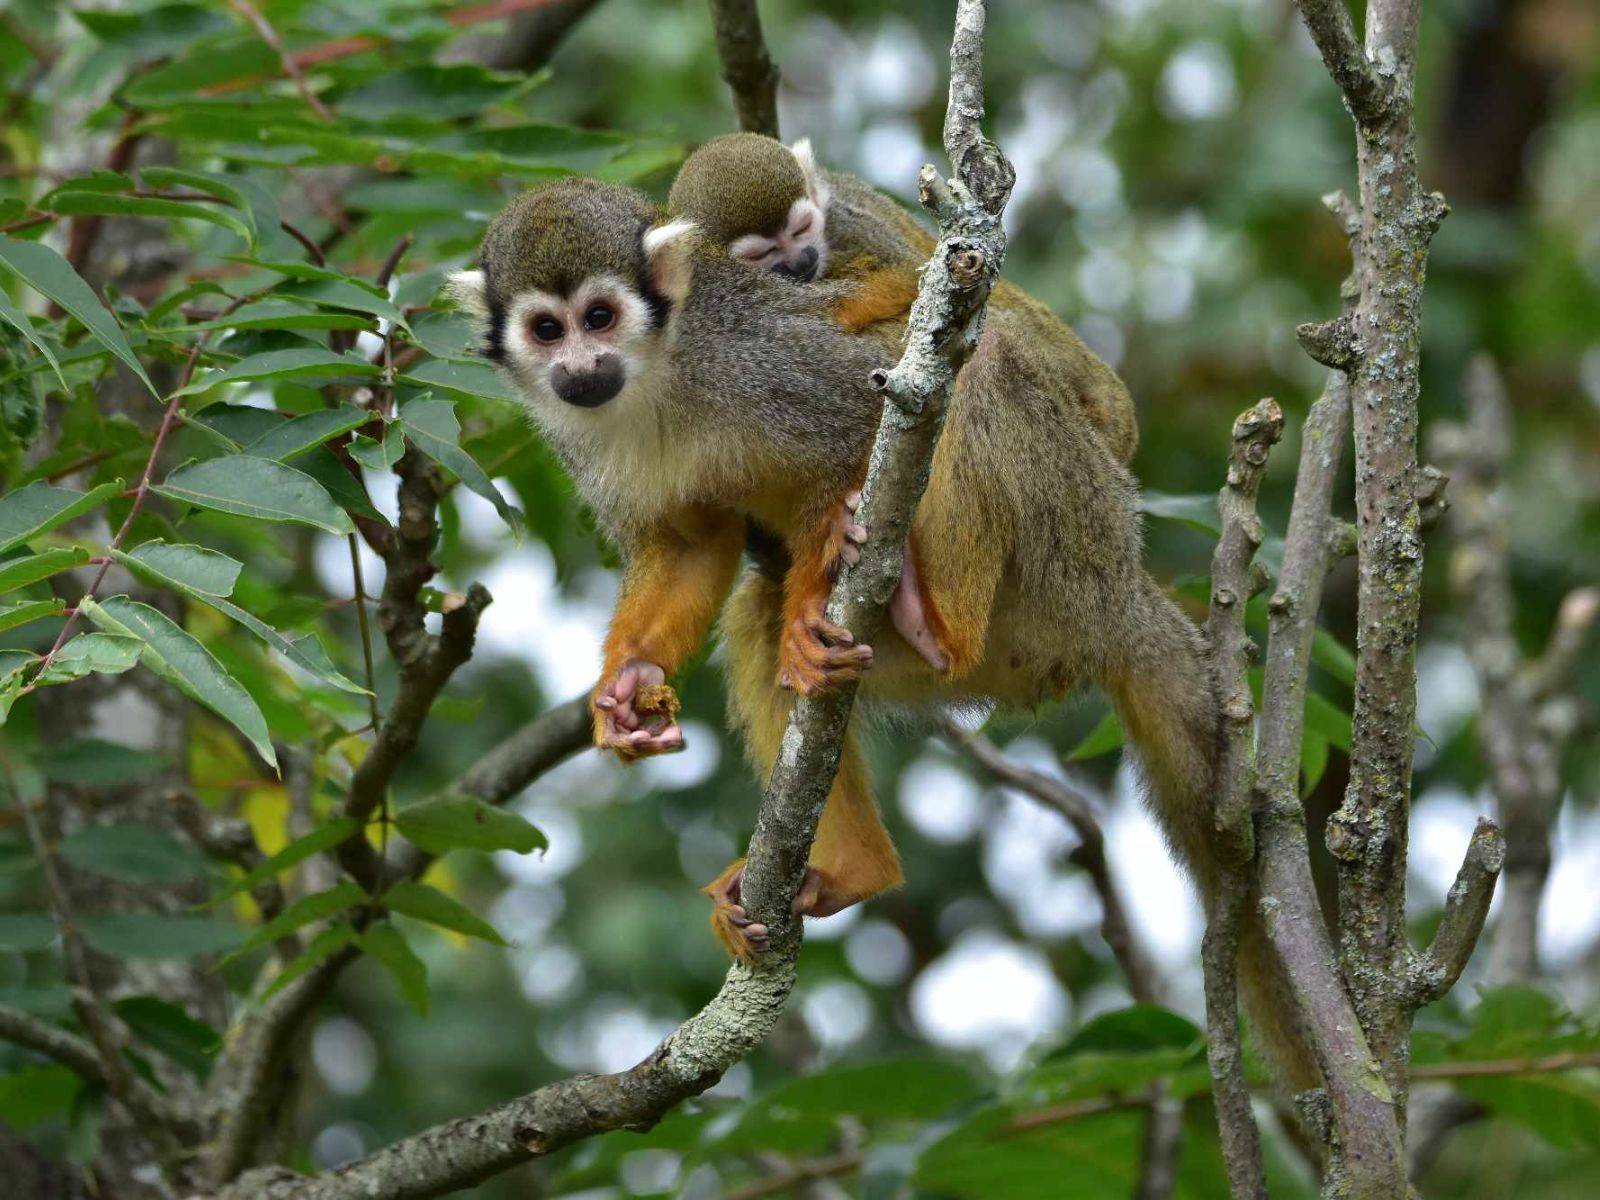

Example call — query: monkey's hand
[778,603,874,695]
[592,658,684,760]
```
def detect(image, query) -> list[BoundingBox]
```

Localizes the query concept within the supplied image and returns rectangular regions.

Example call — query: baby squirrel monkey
[453,179,1316,1095]
[668,132,1140,464]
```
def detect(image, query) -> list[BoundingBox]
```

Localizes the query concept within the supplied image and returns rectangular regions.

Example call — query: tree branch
[210,4,1010,1196]
[1432,355,1596,986]
[1292,0,1387,121]
[1199,398,1282,1200]
[936,720,1163,1005]
[0,1003,109,1086]
[1408,818,1504,1006]
[706,0,780,138]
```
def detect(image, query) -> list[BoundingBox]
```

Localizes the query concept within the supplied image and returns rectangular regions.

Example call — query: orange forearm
[602,508,744,681]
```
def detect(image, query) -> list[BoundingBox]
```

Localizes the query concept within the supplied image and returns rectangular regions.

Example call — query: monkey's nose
[772,245,819,282]
[550,356,625,407]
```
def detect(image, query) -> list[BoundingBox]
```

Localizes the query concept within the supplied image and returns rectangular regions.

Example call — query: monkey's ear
[446,269,489,320]
[643,218,696,305]
[789,138,832,210]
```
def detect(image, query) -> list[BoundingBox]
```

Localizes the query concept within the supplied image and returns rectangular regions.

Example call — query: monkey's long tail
[1104,579,1322,1097]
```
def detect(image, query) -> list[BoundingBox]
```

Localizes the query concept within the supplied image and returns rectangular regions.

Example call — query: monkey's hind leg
[711,575,905,961]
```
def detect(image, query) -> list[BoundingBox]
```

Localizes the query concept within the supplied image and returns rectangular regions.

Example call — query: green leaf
[0,236,155,395]
[398,396,521,530]
[0,914,55,951]
[229,881,366,961]
[400,358,518,404]
[0,287,66,388]
[114,995,221,1078]
[0,547,90,595]
[395,795,547,856]
[75,4,232,57]
[155,456,354,535]
[383,880,505,945]
[60,822,208,883]
[1455,1074,1600,1151]
[260,923,358,1003]
[0,480,122,553]
[0,1064,81,1130]
[1055,1006,1204,1056]
[710,1059,984,1156]
[36,738,169,786]
[175,347,381,396]
[1311,627,1357,688]
[46,192,252,247]
[243,405,369,461]
[280,280,408,331]
[139,166,257,238]
[119,540,241,596]
[114,544,363,693]
[0,597,64,633]
[1066,710,1124,761]
[1304,689,1353,752]
[81,913,242,958]
[338,64,535,121]
[80,595,277,770]
[348,431,403,472]
[174,299,371,334]
[1301,731,1330,795]
[215,816,361,902]
[1139,490,1220,535]
[362,924,430,1017]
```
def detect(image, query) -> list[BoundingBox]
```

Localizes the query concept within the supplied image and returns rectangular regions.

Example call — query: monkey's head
[449,179,695,412]
[667,132,831,283]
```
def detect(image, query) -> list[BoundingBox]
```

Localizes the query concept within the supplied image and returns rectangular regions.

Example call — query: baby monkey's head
[668,132,831,283]
[449,179,694,411]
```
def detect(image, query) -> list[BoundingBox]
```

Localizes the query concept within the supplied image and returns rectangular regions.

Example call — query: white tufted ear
[445,269,488,320]
[643,218,697,304]
[789,138,832,210]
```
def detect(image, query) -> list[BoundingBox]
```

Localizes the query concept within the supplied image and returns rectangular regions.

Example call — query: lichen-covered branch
[1199,398,1281,1200]
[210,4,1010,1196]
[1309,0,1450,1113]
[707,0,780,138]
[1293,0,1387,121]
[1432,356,1597,984]
[1409,818,1504,1005]
[937,720,1162,1005]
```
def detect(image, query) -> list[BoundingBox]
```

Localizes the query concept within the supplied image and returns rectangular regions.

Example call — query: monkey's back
[824,170,1140,464]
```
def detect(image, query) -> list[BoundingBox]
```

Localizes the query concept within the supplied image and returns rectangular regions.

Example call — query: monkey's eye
[583,303,616,332]
[530,315,564,343]
[791,214,813,237]
[737,241,777,263]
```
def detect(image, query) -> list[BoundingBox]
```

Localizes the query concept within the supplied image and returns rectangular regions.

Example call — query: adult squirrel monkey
[668,132,1140,465]
[452,179,1316,1092]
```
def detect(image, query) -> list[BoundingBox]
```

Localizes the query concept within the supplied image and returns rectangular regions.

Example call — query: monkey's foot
[792,867,858,919]
[825,490,869,579]
[593,659,684,761]
[890,543,951,673]
[704,859,769,960]
[778,608,873,695]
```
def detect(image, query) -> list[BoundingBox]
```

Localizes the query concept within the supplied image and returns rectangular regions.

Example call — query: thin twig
[227,0,334,120]
[347,534,380,728]
[936,718,1163,1005]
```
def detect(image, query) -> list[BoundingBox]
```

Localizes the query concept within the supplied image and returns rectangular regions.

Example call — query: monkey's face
[728,194,827,283]
[500,275,652,408]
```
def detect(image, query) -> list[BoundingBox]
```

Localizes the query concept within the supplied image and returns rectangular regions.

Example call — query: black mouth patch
[551,357,625,407]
